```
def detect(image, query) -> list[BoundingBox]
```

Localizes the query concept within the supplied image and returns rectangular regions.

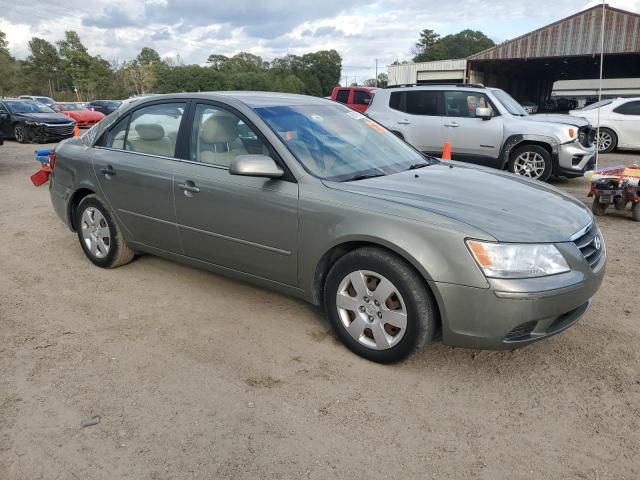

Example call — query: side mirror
[0,113,8,119]
[229,155,284,179]
[475,107,492,120]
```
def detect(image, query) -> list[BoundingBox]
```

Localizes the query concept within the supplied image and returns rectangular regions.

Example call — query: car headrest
[199,112,239,144]
[135,123,165,141]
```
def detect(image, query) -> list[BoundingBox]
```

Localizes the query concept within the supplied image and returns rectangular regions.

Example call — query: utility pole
[375,59,378,87]
[595,0,606,171]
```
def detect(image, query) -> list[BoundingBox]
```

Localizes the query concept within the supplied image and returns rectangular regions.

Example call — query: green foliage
[412,29,495,62]
[0,29,342,100]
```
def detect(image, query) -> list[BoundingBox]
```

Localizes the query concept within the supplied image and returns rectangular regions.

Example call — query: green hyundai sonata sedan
[47,92,606,363]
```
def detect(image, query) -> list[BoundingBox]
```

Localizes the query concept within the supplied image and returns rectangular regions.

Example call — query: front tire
[324,247,436,363]
[14,123,28,143]
[508,144,553,181]
[596,128,617,154]
[75,195,134,268]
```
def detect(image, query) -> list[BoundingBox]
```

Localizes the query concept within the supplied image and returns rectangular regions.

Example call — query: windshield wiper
[407,163,431,170]
[342,172,387,182]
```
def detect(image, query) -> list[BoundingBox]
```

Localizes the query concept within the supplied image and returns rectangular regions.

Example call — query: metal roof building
[466,4,640,103]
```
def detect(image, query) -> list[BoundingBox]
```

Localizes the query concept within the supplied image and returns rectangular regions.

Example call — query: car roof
[125,91,333,109]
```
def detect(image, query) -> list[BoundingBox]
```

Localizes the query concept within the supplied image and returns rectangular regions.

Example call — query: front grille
[573,223,604,270]
[42,123,74,138]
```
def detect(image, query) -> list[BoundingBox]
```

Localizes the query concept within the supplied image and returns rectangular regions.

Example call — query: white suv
[367,84,597,181]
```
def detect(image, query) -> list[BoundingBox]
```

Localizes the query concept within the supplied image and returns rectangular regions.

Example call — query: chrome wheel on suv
[508,145,552,181]
[14,124,27,143]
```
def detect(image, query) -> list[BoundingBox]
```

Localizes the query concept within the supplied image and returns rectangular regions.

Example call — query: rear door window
[613,101,640,115]
[335,89,350,104]
[352,90,371,105]
[100,102,186,157]
[405,91,442,116]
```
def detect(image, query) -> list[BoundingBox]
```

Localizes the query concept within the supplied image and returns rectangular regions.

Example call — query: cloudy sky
[1,0,639,84]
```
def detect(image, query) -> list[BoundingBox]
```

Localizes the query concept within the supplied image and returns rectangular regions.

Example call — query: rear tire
[632,202,640,222]
[507,144,552,181]
[596,128,617,154]
[592,197,608,216]
[323,247,436,363]
[75,195,134,268]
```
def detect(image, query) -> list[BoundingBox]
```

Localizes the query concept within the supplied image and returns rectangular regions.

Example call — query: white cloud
[1,0,639,83]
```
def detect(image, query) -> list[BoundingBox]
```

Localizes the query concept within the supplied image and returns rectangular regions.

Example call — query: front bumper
[556,142,596,178]
[432,238,606,349]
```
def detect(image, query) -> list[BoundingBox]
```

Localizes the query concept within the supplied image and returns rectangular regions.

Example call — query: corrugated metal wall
[469,5,640,61]
[388,59,467,85]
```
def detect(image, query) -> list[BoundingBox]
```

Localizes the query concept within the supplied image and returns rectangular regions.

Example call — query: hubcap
[15,127,24,142]
[80,207,111,259]
[335,270,407,350]
[513,151,546,179]
[597,131,612,152]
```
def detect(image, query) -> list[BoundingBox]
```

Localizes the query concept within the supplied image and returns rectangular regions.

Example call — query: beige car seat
[128,124,174,157]
[197,111,248,166]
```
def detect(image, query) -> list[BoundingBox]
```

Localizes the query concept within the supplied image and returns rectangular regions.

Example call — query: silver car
[48,92,606,363]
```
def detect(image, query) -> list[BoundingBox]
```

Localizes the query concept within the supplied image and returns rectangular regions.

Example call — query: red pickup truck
[330,86,377,113]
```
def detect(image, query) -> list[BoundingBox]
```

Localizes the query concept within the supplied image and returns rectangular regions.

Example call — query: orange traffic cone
[73,125,80,137]
[441,141,451,160]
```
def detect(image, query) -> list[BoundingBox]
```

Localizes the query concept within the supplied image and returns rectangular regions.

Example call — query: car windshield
[36,97,54,104]
[255,103,435,181]
[57,104,86,111]
[4,100,55,114]
[579,99,614,111]
[491,89,528,116]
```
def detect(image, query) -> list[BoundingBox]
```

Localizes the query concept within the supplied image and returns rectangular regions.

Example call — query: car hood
[13,112,74,124]
[524,113,590,128]
[324,162,592,243]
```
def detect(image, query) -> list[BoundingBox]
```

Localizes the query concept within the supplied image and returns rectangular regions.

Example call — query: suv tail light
[49,150,57,169]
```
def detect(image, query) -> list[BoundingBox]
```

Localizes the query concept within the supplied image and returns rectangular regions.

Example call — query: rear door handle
[100,165,115,177]
[444,122,459,128]
[397,120,411,125]
[178,181,200,195]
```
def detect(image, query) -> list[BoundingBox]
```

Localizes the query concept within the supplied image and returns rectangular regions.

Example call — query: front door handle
[444,122,459,128]
[178,181,200,196]
[100,165,115,177]
[397,120,411,125]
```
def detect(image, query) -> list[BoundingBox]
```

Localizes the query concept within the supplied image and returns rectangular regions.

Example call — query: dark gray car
[48,92,606,363]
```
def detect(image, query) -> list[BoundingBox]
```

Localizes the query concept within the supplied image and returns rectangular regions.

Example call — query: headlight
[466,240,570,278]
[24,121,43,126]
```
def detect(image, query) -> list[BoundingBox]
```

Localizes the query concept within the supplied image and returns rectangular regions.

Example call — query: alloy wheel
[335,270,407,350]
[80,207,111,259]
[597,131,612,152]
[14,125,25,143]
[512,151,546,179]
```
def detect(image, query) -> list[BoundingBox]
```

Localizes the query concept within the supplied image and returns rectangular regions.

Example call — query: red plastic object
[30,165,51,186]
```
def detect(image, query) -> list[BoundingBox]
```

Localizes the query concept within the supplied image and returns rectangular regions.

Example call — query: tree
[136,47,162,66]
[0,29,18,96]
[412,29,495,62]
[26,37,62,95]
[412,29,440,62]
[206,54,229,70]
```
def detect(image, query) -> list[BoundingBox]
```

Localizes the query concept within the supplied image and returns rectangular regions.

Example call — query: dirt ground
[1,140,639,480]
